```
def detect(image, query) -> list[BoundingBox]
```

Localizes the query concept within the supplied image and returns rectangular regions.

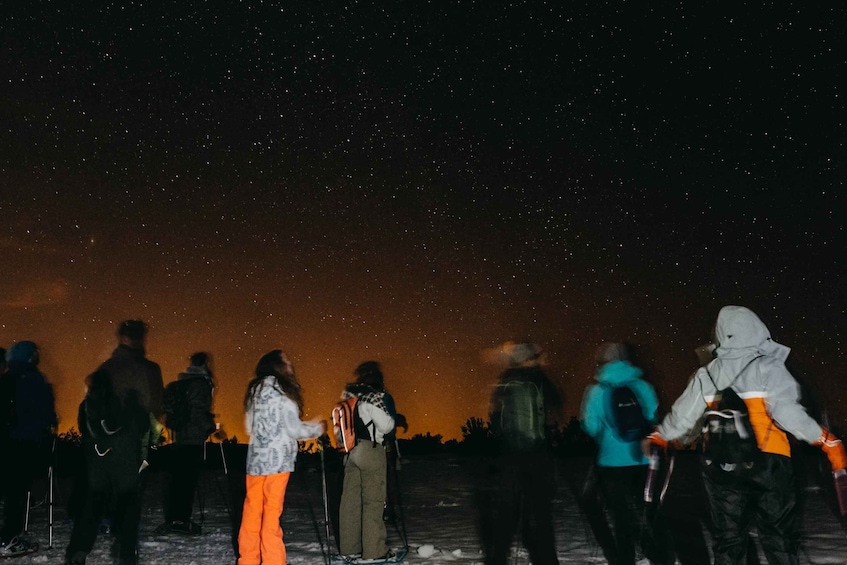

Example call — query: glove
[815,428,847,472]
[641,430,669,458]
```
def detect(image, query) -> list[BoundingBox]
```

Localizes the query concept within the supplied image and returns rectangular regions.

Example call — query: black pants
[660,451,711,565]
[598,465,667,565]
[66,443,141,564]
[486,450,559,565]
[703,453,798,565]
[0,441,41,542]
[165,443,204,523]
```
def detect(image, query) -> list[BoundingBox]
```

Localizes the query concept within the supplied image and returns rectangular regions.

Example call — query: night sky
[2,3,845,441]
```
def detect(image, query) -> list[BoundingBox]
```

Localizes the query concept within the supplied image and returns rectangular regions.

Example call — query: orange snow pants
[237,472,291,565]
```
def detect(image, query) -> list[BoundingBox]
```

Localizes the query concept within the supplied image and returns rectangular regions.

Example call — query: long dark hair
[244,349,304,414]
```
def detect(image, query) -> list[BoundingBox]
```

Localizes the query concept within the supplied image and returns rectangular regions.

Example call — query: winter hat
[6,341,39,365]
[509,342,542,366]
[597,342,629,365]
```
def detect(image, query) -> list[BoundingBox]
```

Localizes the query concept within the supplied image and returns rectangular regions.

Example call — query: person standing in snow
[66,319,164,565]
[580,342,666,565]
[487,342,561,565]
[0,342,57,558]
[237,349,324,565]
[158,351,216,535]
[644,305,847,565]
[338,361,397,562]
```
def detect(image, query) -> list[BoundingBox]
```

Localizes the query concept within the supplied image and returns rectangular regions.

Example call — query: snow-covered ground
[16,452,847,564]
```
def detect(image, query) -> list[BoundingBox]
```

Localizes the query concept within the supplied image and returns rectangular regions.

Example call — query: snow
[16,453,847,564]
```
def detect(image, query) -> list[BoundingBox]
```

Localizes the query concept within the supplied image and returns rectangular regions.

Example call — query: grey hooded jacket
[657,306,822,456]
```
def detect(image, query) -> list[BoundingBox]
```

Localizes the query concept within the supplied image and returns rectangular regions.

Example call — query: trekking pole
[24,491,31,532]
[199,438,208,527]
[49,436,56,549]
[319,443,334,553]
[219,441,228,475]
[388,444,409,550]
[213,438,234,521]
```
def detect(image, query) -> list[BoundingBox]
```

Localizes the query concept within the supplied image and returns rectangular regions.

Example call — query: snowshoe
[0,535,38,558]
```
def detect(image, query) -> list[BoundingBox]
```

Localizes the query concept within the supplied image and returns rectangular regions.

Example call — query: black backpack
[163,380,191,431]
[702,357,763,477]
[605,384,650,442]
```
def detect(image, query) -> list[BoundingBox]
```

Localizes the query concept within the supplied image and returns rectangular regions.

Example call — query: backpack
[701,357,763,477]
[496,380,546,450]
[332,396,360,453]
[163,379,191,431]
[605,384,650,442]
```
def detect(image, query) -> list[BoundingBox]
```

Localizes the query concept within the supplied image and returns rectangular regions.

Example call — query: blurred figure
[237,349,324,565]
[158,351,216,535]
[645,306,847,565]
[71,369,149,565]
[487,342,561,565]
[338,361,397,561]
[66,319,164,565]
[0,342,57,558]
[580,342,665,565]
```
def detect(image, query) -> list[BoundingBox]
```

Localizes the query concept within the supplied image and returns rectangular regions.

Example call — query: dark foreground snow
[15,452,847,564]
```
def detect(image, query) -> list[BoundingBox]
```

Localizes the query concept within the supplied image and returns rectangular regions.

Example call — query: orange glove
[641,430,668,458]
[815,428,847,472]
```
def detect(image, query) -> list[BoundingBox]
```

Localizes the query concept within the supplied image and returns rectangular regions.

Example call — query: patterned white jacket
[245,375,323,475]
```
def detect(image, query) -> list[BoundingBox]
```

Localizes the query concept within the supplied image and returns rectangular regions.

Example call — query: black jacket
[169,370,215,445]
[0,361,57,443]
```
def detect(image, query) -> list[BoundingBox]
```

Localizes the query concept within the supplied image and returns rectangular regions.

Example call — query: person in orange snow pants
[237,473,291,565]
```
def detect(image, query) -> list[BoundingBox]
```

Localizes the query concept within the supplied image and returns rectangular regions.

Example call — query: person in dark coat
[65,320,164,565]
[0,342,57,557]
[158,351,216,534]
[486,342,561,565]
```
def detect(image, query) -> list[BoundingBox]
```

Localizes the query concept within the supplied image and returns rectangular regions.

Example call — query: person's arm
[281,396,324,440]
[580,385,603,439]
[360,401,395,435]
[148,363,165,418]
[635,380,660,425]
[762,358,822,442]
[655,369,709,442]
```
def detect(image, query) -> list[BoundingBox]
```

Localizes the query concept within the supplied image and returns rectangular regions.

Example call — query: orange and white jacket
[656,306,822,456]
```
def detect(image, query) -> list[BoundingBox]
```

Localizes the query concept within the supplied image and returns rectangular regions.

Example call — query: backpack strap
[704,355,764,397]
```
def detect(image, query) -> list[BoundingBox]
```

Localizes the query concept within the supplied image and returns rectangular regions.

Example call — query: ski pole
[389,447,409,550]
[319,442,333,554]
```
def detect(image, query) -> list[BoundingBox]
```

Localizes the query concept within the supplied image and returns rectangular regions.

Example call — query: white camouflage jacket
[245,375,323,475]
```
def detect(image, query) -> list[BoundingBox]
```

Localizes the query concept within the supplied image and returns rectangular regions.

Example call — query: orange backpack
[332,396,359,453]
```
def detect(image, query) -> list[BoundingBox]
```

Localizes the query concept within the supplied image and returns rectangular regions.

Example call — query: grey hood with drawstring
[657,306,822,448]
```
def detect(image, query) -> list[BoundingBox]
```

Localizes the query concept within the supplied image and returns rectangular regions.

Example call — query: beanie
[6,341,39,365]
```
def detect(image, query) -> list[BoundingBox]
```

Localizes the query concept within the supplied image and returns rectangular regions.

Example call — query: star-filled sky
[2,3,845,441]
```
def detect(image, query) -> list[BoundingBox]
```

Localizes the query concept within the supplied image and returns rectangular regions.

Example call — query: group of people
[1,305,846,565]
[487,306,847,565]
[0,319,402,565]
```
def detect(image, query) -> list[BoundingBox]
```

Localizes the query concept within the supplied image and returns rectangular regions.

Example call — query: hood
[707,305,790,388]
[714,306,790,361]
[180,365,211,382]
[595,360,643,386]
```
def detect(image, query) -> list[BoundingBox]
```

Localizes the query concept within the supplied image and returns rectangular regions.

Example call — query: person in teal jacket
[580,343,665,565]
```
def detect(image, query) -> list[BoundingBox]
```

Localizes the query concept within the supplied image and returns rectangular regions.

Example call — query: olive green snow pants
[339,441,389,559]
